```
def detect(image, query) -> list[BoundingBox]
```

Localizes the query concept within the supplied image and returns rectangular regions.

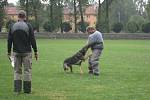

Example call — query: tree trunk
[58,1,63,33]
[26,0,29,21]
[78,0,85,33]
[50,0,54,31]
[106,0,110,33]
[97,0,101,31]
[35,10,39,32]
[74,0,77,33]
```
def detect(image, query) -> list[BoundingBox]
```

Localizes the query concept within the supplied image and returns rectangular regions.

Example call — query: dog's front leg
[84,54,92,60]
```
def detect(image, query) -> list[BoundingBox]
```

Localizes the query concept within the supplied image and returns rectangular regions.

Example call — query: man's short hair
[86,26,96,32]
[18,10,26,18]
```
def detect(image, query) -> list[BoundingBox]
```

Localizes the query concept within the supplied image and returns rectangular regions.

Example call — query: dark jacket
[7,20,37,53]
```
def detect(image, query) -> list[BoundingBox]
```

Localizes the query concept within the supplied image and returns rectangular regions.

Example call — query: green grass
[0,39,150,100]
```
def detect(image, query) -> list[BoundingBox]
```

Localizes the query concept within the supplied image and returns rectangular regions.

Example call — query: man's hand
[34,52,38,60]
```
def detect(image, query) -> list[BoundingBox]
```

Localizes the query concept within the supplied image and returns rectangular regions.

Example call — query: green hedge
[61,22,72,32]
[112,22,123,33]
[43,21,53,32]
[126,21,138,33]
[77,21,89,33]
[142,22,150,33]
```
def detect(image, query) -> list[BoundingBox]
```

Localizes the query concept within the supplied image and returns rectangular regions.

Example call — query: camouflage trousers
[88,49,102,74]
[13,52,32,81]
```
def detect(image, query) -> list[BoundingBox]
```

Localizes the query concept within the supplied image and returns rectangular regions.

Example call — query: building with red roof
[5,6,18,21]
[63,4,98,26]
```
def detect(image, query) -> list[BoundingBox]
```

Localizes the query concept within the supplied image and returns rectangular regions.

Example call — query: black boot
[23,81,31,94]
[14,80,22,93]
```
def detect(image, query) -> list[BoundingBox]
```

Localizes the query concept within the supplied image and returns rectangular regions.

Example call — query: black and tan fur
[63,44,91,73]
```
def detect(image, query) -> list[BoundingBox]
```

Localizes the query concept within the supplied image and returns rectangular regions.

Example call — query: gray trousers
[88,49,102,74]
[13,52,32,81]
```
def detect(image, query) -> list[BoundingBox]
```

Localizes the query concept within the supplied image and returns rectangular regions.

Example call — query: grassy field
[0,39,150,100]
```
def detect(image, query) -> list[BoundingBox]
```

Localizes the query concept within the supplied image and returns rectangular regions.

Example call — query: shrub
[43,21,53,32]
[77,21,89,33]
[129,15,146,32]
[28,20,39,31]
[61,22,72,32]
[6,20,15,31]
[142,22,150,33]
[96,22,108,33]
[112,22,123,33]
[126,21,138,33]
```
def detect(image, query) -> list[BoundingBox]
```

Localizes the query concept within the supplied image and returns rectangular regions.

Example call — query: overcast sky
[8,0,149,6]
[8,0,17,4]
[8,0,105,5]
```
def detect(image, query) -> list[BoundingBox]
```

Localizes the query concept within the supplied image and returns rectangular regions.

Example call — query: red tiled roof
[5,7,18,15]
[85,5,98,15]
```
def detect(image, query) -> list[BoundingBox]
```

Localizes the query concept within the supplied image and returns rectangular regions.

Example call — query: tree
[6,19,15,31]
[26,0,29,21]
[43,21,53,32]
[109,0,137,31]
[19,0,42,31]
[30,0,42,32]
[49,0,54,31]
[105,0,109,33]
[19,0,29,21]
[58,1,63,33]
[42,0,64,32]
[64,0,89,33]
[134,0,147,16]
[73,0,77,33]
[77,0,89,33]
[129,15,146,32]
[146,0,150,20]
[96,0,101,31]
[8,3,15,7]
[0,0,8,32]
[78,0,85,33]
[97,0,114,33]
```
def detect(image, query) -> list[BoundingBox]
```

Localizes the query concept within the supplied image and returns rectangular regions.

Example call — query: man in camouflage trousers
[7,10,38,94]
[86,26,104,76]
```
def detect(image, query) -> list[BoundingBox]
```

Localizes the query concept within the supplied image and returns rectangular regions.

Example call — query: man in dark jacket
[7,10,38,94]
[86,26,104,76]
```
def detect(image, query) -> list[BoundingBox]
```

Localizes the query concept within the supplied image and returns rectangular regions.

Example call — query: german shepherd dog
[63,44,91,73]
